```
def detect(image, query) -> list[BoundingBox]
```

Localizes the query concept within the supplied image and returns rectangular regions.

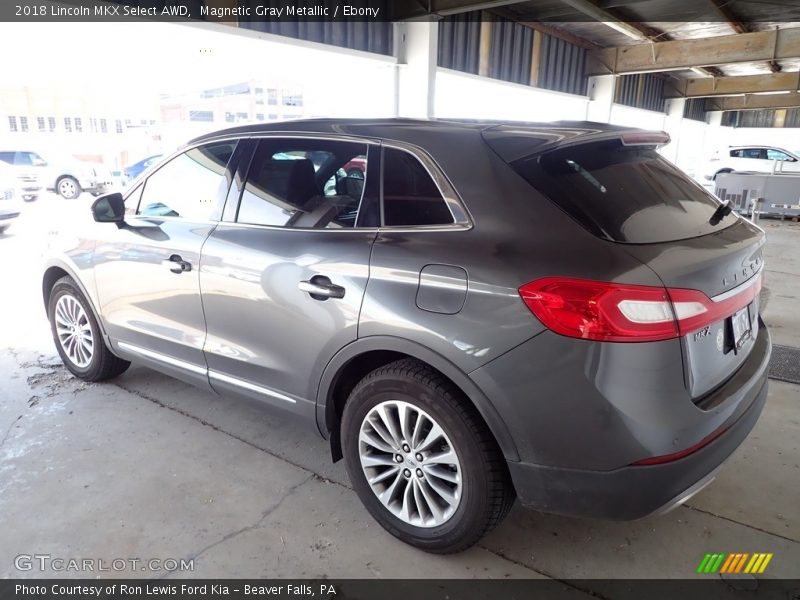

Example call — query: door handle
[162,254,192,274]
[299,276,345,300]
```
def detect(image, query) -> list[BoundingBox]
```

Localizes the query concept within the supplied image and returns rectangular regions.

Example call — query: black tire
[56,176,82,199]
[346,168,364,179]
[48,276,130,381]
[342,358,515,553]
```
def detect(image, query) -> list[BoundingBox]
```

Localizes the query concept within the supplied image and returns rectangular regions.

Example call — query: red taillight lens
[518,275,761,343]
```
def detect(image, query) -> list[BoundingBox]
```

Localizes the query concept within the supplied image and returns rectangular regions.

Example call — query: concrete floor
[1,195,798,583]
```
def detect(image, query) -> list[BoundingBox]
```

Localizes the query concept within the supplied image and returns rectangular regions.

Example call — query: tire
[57,176,82,199]
[47,276,130,381]
[342,358,515,553]
[346,168,364,179]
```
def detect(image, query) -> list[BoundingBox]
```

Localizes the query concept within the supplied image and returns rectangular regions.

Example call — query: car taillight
[518,275,761,343]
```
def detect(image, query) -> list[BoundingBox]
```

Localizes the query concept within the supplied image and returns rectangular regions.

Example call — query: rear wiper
[709,200,733,226]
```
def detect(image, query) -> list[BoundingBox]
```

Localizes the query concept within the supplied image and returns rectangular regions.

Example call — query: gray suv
[42,119,770,553]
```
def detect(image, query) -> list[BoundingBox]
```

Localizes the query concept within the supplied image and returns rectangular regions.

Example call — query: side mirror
[91,193,126,225]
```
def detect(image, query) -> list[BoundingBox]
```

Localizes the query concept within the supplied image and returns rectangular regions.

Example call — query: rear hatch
[484,125,765,400]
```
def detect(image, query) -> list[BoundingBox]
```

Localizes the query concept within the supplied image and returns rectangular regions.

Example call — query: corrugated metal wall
[239,16,393,56]
[785,108,800,127]
[722,109,800,127]
[683,98,707,122]
[538,33,587,96]
[614,74,666,113]
[438,15,588,96]
[438,14,481,74]
[489,19,533,85]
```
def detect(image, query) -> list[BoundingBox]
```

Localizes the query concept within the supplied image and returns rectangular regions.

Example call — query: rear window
[509,139,738,243]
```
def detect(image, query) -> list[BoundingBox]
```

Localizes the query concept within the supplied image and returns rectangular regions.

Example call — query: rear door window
[382,147,454,227]
[236,138,371,229]
[507,139,739,243]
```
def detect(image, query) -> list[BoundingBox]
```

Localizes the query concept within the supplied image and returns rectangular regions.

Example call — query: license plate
[731,304,752,350]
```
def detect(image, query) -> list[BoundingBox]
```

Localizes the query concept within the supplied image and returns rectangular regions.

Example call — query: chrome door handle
[162,254,192,274]
[299,277,345,300]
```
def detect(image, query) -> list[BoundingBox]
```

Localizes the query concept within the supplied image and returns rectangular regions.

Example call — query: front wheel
[48,276,130,381]
[57,177,82,199]
[342,359,515,553]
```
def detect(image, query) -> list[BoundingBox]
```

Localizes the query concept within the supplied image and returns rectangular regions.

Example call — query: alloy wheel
[54,294,94,368]
[358,400,462,527]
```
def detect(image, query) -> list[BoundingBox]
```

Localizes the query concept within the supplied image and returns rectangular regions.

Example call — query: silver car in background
[0,162,22,234]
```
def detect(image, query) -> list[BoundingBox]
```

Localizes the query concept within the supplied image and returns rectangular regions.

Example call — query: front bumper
[501,323,771,520]
[0,210,21,223]
[82,180,113,194]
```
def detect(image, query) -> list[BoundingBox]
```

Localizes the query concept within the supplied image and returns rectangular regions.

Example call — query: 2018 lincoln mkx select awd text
[42,119,770,553]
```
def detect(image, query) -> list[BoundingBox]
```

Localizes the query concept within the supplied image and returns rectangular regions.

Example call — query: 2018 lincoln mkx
[42,119,771,553]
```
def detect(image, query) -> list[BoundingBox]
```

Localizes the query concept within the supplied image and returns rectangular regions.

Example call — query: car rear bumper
[504,324,770,520]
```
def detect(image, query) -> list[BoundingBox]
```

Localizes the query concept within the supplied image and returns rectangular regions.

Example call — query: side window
[14,152,33,166]
[138,142,235,220]
[236,138,369,229]
[767,149,794,162]
[740,148,765,159]
[729,149,742,158]
[0,152,13,165]
[382,147,454,227]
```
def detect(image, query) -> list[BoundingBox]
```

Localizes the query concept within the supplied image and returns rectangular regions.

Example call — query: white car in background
[704,145,800,180]
[0,150,114,199]
[0,162,22,234]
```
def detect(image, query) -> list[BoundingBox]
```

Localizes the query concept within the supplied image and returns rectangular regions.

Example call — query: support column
[707,110,723,127]
[394,21,438,119]
[586,75,615,123]
[663,97,687,163]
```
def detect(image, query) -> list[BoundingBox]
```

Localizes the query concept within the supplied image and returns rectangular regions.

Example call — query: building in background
[0,80,305,173]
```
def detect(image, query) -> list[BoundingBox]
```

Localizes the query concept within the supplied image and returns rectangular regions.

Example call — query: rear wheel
[342,358,514,553]
[48,276,129,381]
[57,176,81,199]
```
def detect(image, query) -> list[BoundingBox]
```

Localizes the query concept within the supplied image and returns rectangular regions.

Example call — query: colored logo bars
[697,553,773,574]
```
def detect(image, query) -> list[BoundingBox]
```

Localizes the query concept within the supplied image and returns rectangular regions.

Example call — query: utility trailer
[714,171,800,218]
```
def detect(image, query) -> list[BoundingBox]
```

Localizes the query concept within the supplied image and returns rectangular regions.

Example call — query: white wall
[435,68,589,122]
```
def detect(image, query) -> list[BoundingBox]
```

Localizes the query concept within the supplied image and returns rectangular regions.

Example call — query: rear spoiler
[482,125,671,163]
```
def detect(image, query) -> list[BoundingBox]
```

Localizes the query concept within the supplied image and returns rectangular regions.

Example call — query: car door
[199,136,379,419]
[93,140,239,388]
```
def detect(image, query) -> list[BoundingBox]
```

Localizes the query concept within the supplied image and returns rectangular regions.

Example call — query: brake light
[620,131,671,147]
[518,275,760,343]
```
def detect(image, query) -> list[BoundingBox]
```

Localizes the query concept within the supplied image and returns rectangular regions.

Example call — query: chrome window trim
[124,129,473,232]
